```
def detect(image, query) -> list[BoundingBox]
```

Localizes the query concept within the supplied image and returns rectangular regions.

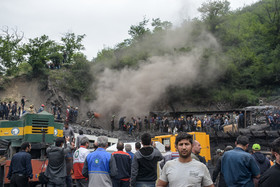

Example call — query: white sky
[1,0,258,60]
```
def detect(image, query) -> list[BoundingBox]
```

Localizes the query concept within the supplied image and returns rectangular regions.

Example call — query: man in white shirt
[157,133,214,187]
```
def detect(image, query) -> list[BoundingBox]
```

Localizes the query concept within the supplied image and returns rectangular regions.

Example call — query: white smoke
[91,24,223,122]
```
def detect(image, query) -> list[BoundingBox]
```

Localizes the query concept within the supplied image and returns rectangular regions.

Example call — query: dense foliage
[1,0,280,106]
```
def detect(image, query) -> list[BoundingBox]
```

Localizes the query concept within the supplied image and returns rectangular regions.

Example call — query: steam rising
[91,24,223,121]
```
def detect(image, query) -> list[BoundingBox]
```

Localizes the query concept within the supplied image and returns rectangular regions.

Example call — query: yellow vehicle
[152,132,211,162]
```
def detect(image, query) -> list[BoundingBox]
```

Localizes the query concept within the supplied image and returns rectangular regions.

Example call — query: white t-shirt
[160,159,213,187]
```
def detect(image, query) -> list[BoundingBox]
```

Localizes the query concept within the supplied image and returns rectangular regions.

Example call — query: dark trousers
[47,177,65,187]
[112,178,130,187]
[76,178,88,187]
[10,174,29,187]
[65,175,73,187]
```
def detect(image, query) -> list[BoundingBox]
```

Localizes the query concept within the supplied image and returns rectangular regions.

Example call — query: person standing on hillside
[21,96,25,111]
[7,142,33,187]
[63,122,75,143]
[66,105,70,122]
[111,115,115,132]
[76,130,86,149]
[37,104,44,113]
[57,104,62,120]
[144,116,149,131]
[238,111,244,128]
[11,101,18,116]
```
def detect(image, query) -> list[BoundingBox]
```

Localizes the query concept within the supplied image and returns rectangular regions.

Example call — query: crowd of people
[7,125,280,187]
[117,112,240,135]
[116,108,280,136]
[0,97,79,123]
[0,96,27,120]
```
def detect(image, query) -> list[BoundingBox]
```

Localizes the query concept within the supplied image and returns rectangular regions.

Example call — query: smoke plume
[91,23,224,123]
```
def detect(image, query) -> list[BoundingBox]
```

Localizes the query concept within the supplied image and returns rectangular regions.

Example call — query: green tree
[61,32,86,63]
[198,0,230,33]
[151,18,172,32]
[128,18,151,42]
[0,27,24,74]
[24,35,56,76]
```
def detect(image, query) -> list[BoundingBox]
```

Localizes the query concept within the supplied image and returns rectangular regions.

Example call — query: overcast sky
[1,0,258,60]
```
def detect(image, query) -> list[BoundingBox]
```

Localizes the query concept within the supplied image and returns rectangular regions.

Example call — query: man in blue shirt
[82,136,117,187]
[7,142,33,187]
[222,135,260,187]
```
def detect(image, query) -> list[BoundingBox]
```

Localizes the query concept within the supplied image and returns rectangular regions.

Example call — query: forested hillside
[1,0,279,114]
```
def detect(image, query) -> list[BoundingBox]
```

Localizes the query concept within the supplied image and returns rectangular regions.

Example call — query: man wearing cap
[37,104,45,113]
[28,105,35,114]
[212,146,233,187]
[252,143,271,175]
[221,135,260,186]
[212,149,223,166]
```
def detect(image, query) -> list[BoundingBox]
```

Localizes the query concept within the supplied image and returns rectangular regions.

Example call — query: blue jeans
[136,181,155,187]
[129,126,134,134]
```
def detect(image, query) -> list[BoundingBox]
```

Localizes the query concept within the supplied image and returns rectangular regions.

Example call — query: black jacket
[130,146,162,187]
[112,151,131,180]
[252,152,271,175]
[212,157,227,187]
[259,163,280,187]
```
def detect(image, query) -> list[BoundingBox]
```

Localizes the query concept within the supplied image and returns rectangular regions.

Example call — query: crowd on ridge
[0,96,79,123]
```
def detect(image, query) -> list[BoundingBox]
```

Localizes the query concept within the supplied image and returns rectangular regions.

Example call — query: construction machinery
[152,132,211,162]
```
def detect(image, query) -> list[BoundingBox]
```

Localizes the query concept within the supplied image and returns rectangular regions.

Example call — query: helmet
[41,104,45,107]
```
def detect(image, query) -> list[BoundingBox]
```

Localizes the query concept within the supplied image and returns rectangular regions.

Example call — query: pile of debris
[244,105,278,126]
